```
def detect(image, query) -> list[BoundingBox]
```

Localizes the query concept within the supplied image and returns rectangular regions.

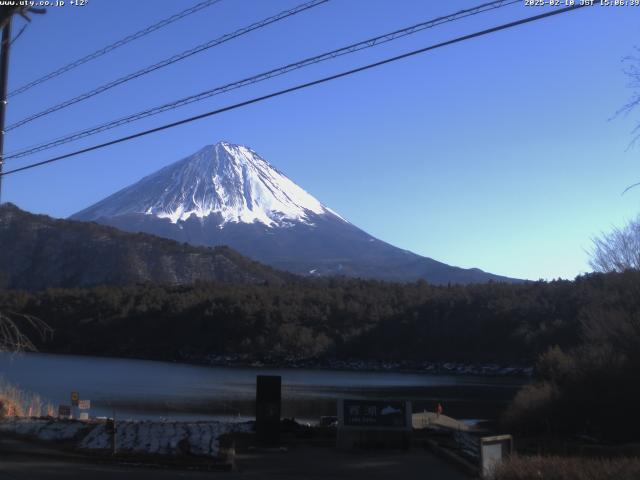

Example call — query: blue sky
[2,0,639,281]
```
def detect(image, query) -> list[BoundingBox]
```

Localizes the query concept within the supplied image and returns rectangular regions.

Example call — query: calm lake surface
[0,352,525,422]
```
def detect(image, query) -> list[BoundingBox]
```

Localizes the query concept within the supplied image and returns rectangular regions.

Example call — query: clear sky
[2,0,639,281]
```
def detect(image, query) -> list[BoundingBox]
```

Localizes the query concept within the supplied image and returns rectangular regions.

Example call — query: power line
[9,22,28,47]
[7,0,224,98]
[0,4,592,179]
[5,0,330,132]
[5,0,519,160]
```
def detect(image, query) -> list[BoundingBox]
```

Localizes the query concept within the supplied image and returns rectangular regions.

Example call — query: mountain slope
[73,142,343,227]
[72,141,518,284]
[0,203,290,289]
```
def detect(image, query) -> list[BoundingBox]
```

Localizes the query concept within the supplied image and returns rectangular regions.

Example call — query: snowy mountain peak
[72,141,345,228]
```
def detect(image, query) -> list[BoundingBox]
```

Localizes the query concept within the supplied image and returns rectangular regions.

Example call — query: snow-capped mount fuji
[75,142,344,228]
[72,141,517,284]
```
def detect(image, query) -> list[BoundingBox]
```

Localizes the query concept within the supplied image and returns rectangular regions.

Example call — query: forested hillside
[1,270,638,366]
[0,203,291,289]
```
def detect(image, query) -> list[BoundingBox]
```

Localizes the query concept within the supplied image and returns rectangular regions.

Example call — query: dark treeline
[503,272,640,441]
[0,270,638,367]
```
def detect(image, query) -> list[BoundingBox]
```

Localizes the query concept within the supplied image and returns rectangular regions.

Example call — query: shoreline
[32,349,534,378]
[183,354,534,378]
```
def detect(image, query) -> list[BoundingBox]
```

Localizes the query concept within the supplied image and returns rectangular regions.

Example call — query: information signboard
[339,399,411,430]
[78,399,91,410]
[337,399,412,450]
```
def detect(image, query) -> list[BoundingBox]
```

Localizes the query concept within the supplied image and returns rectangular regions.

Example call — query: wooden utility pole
[0,16,11,203]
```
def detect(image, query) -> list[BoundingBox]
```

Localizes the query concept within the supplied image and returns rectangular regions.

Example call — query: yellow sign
[71,391,79,406]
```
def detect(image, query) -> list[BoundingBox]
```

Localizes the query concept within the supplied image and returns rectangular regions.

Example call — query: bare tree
[589,216,640,272]
[0,311,51,352]
[616,49,640,193]
[617,47,640,143]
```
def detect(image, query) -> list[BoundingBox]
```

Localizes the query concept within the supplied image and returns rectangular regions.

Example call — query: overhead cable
[0,4,592,178]
[5,0,518,159]
[8,0,225,98]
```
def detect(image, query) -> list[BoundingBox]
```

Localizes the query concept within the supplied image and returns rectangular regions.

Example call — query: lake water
[0,352,524,422]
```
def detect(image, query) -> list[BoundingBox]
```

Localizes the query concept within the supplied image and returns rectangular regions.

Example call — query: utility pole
[0,16,11,204]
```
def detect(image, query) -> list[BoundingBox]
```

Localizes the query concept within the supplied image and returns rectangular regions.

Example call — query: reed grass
[493,455,640,480]
[0,377,53,418]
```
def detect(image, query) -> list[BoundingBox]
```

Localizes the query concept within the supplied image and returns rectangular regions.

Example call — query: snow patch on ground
[79,420,251,457]
[0,418,252,458]
[0,418,87,441]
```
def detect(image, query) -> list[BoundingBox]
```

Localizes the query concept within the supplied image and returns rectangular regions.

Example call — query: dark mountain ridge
[0,203,290,289]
